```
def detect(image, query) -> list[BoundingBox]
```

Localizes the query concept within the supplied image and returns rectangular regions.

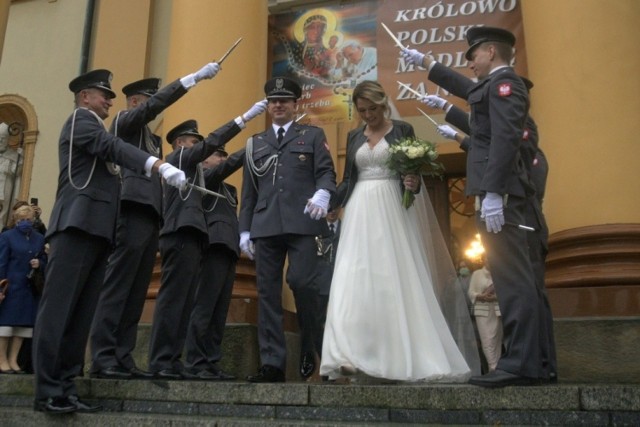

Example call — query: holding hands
[239,231,255,260]
[304,189,330,220]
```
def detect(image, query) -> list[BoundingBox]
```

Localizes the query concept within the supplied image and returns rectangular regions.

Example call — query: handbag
[27,268,45,297]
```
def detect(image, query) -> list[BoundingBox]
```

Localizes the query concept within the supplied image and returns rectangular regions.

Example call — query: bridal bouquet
[387,136,444,209]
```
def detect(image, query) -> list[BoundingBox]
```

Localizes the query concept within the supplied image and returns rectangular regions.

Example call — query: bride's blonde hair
[352,80,391,119]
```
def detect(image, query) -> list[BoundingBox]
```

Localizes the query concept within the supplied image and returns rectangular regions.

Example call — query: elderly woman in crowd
[0,205,46,373]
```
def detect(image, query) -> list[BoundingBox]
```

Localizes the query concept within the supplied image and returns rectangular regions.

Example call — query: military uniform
[184,148,245,376]
[148,119,243,376]
[444,95,557,381]
[427,28,544,381]
[90,78,188,377]
[240,78,335,379]
[33,70,155,405]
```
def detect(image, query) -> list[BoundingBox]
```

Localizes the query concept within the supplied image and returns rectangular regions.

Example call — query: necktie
[277,127,285,144]
[329,223,335,234]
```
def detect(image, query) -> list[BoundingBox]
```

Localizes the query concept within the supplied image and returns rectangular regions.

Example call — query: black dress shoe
[91,366,132,379]
[129,367,154,379]
[299,352,316,379]
[468,369,538,388]
[68,395,103,413]
[154,368,183,380]
[182,368,219,381]
[34,396,77,414]
[210,366,236,381]
[247,365,285,383]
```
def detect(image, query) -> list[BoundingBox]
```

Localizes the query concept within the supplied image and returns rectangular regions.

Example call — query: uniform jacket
[160,120,242,237]
[47,108,151,243]
[112,79,188,217]
[334,119,414,207]
[429,63,530,197]
[239,122,336,238]
[202,148,245,258]
[0,228,47,325]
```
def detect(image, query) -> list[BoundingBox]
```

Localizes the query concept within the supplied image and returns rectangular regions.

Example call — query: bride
[319,80,480,382]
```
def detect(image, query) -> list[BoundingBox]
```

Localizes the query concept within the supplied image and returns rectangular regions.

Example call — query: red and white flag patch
[498,83,512,97]
[324,141,330,152]
[523,129,529,140]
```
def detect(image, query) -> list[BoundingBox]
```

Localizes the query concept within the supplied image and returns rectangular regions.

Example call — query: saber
[186,182,227,199]
[217,37,242,65]
[416,107,440,128]
[295,113,307,122]
[481,219,536,232]
[380,22,405,49]
[397,80,425,99]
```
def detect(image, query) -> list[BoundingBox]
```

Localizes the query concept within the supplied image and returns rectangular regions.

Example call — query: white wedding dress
[320,139,476,382]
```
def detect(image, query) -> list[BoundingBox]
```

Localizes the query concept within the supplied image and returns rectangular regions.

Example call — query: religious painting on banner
[268,2,379,124]
[268,0,527,124]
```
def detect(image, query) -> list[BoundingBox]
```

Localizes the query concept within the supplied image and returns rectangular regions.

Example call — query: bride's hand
[403,174,420,193]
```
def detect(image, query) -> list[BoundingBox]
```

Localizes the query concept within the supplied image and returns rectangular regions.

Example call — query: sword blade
[380,22,405,49]
[217,37,242,65]
[416,107,440,128]
[397,81,425,99]
[186,182,227,199]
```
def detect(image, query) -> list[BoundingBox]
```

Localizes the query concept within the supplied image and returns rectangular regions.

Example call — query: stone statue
[0,122,22,227]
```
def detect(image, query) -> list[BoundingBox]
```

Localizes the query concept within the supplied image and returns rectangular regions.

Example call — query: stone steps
[1,375,639,426]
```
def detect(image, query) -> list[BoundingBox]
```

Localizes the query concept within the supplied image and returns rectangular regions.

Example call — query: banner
[268,0,527,124]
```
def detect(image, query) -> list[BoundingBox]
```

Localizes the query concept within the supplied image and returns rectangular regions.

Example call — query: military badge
[498,83,512,97]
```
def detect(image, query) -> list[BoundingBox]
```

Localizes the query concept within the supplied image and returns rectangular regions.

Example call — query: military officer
[182,146,243,380]
[149,99,266,379]
[32,69,187,414]
[426,79,557,383]
[239,77,336,382]
[402,27,543,387]
[90,61,220,381]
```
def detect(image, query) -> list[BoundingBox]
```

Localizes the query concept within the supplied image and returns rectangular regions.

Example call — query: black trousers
[33,229,110,400]
[184,244,237,369]
[253,234,318,371]
[148,229,204,372]
[90,206,159,372]
[476,195,542,379]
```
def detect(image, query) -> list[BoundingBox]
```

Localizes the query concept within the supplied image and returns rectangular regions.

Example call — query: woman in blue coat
[0,205,46,373]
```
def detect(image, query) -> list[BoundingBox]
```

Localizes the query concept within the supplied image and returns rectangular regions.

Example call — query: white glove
[242,99,268,122]
[401,48,425,67]
[437,125,458,141]
[421,94,447,110]
[239,231,255,260]
[303,189,330,220]
[180,62,220,88]
[158,163,187,190]
[481,192,505,234]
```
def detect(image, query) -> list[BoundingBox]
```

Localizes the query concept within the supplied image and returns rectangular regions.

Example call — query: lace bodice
[355,138,397,181]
